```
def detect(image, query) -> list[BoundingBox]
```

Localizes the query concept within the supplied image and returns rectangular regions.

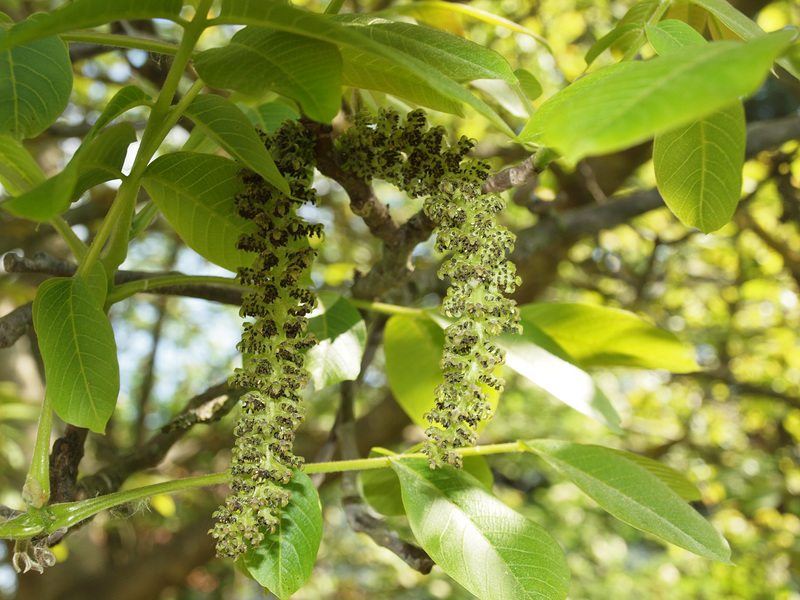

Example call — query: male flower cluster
[211,122,322,559]
[338,109,521,468]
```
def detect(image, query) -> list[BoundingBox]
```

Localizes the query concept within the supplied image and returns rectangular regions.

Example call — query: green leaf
[214,0,513,136]
[0,0,183,49]
[3,166,78,222]
[0,23,72,140]
[72,122,137,201]
[332,15,516,84]
[514,68,542,101]
[523,440,731,563]
[585,23,641,67]
[32,275,120,433]
[539,31,794,161]
[305,292,367,391]
[499,320,622,434]
[3,122,135,221]
[193,28,342,123]
[383,315,444,428]
[648,23,746,233]
[240,101,299,133]
[646,20,707,54]
[141,152,254,272]
[606,448,702,501]
[520,303,700,372]
[0,135,45,195]
[85,85,150,142]
[243,470,323,600]
[392,458,570,600]
[361,448,493,517]
[183,93,290,195]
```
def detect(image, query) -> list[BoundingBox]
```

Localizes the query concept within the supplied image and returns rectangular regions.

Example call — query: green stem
[61,32,180,56]
[324,0,347,14]
[77,1,213,281]
[50,216,87,260]
[347,299,428,318]
[106,274,246,305]
[22,392,54,509]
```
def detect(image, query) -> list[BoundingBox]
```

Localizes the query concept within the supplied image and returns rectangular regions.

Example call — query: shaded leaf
[523,440,731,563]
[646,19,706,54]
[183,93,289,194]
[214,0,513,136]
[0,22,72,140]
[193,28,342,123]
[537,31,794,161]
[0,0,183,49]
[243,470,323,599]
[332,15,516,83]
[3,167,78,222]
[520,303,699,372]
[85,85,150,141]
[393,458,570,600]
[141,152,254,272]
[0,135,44,196]
[72,122,137,201]
[33,275,119,433]
[515,68,542,101]
[240,101,300,133]
[306,292,367,391]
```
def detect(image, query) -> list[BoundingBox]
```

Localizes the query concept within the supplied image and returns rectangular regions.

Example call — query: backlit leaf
[0,135,44,196]
[523,440,731,562]
[141,152,254,272]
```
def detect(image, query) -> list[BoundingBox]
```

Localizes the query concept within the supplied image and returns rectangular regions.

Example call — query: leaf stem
[49,216,87,260]
[61,32,180,56]
[106,274,246,305]
[347,299,428,318]
[22,392,54,509]
[324,0,347,14]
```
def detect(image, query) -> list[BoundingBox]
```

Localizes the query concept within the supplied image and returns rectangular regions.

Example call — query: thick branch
[49,426,89,504]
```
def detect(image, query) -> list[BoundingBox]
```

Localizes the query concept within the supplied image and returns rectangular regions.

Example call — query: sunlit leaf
[393,458,570,600]
[523,440,731,563]
[535,31,793,161]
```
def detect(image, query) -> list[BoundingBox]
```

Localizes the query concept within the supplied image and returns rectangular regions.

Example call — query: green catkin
[338,109,521,468]
[211,122,322,559]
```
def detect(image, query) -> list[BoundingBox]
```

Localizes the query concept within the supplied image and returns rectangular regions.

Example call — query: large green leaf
[193,28,342,124]
[141,152,254,272]
[183,93,289,194]
[242,470,323,600]
[213,0,513,136]
[392,458,570,600]
[306,292,367,391]
[499,321,623,434]
[521,303,699,372]
[0,135,44,196]
[384,315,500,429]
[361,448,493,517]
[649,22,747,233]
[332,15,516,83]
[537,31,794,161]
[523,440,731,563]
[0,0,183,49]
[32,275,120,433]
[85,85,150,142]
[0,22,72,140]
[606,448,702,501]
[3,167,77,222]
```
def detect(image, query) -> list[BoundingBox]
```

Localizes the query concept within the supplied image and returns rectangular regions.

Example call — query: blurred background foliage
[1,0,800,598]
